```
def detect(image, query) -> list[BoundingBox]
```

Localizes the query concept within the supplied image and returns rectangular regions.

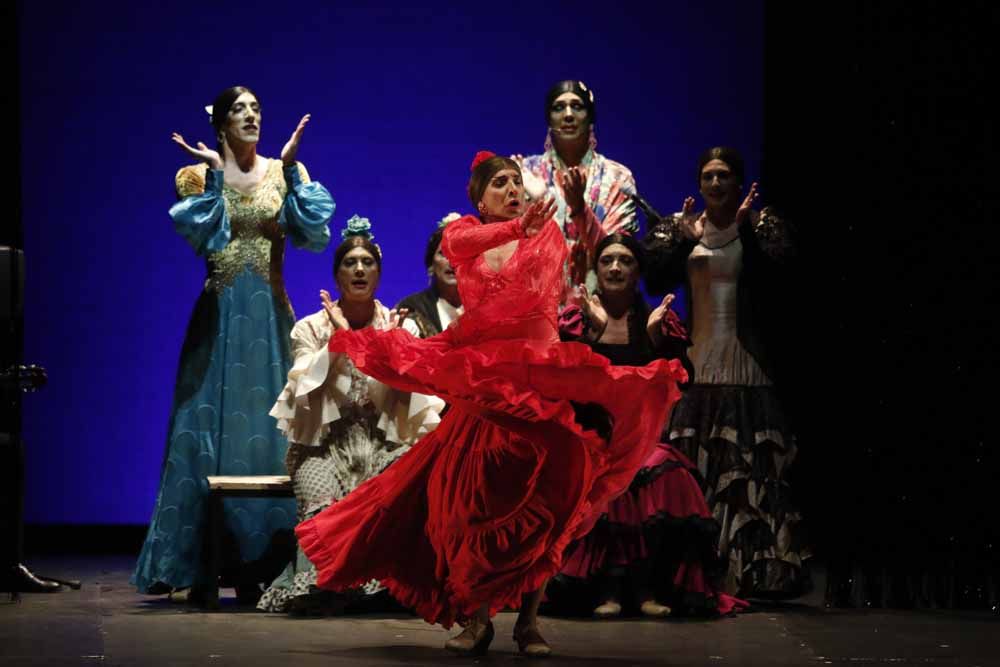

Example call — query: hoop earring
[544,128,553,153]
[588,125,597,152]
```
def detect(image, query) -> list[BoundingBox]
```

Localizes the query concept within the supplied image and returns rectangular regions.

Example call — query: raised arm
[276,116,333,252]
[441,199,554,264]
[441,216,522,264]
[277,160,334,252]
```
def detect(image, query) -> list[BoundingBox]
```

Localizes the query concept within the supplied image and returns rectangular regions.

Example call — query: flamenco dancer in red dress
[296,152,687,657]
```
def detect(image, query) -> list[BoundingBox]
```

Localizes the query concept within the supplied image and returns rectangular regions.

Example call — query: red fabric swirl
[296,215,685,628]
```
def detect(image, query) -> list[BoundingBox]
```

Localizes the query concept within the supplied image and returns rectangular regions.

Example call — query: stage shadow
[541,613,738,627]
[740,599,826,616]
[128,598,420,618]
[129,596,265,615]
[288,644,668,665]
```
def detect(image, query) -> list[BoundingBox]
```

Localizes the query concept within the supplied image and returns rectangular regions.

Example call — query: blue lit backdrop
[19,0,762,524]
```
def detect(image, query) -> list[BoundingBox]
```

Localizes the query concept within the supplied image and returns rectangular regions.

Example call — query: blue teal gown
[132,159,334,593]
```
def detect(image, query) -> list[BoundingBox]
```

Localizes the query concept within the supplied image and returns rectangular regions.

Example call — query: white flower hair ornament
[437,212,462,229]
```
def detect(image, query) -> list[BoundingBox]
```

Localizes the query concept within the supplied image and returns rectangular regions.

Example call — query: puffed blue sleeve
[168,166,231,255]
[278,162,334,252]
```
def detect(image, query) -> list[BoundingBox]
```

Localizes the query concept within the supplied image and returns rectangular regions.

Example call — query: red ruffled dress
[296,215,687,628]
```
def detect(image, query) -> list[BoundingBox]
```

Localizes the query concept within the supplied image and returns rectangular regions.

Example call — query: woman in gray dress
[643,147,809,598]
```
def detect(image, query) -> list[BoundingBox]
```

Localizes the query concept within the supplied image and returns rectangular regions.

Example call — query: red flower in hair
[470,150,496,172]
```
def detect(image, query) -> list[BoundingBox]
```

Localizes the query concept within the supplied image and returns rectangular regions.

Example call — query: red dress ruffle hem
[295,216,686,628]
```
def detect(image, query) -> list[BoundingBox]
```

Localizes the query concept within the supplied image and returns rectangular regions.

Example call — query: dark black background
[764,2,997,607]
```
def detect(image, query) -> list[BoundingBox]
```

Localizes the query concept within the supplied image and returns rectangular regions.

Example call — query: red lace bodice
[441,215,567,345]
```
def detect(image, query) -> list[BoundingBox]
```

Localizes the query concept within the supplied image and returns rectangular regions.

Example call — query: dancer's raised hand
[281,114,311,166]
[171,133,222,169]
[521,198,557,237]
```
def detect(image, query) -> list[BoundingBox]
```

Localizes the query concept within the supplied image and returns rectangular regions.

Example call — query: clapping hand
[572,283,608,342]
[281,114,311,166]
[171,133,223,169]
[387,307,410,331]
[646,293,676,341]
[735,181,759,227]
[678,196,704,241]
[320,289,349,330]
[557,166,587,217]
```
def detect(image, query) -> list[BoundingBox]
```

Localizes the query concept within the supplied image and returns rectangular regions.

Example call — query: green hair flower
[341,215,374,241]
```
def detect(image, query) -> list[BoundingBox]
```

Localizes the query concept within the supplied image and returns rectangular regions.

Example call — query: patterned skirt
[667,383,811,598]
[257,422,407,613]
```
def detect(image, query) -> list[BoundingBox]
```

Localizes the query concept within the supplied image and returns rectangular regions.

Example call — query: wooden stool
[201,475,294,609]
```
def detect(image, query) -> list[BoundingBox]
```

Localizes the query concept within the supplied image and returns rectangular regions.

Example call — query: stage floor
[1,556,997,666]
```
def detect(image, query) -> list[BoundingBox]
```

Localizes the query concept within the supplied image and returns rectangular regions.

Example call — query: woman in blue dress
[132,86,334,598]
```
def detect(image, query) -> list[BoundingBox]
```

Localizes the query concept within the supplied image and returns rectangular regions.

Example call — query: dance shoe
[593,600,622,618]
[513,623,552,657]
[639,599,672,617]
[444,619,494,655]
[2,564,61,593]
